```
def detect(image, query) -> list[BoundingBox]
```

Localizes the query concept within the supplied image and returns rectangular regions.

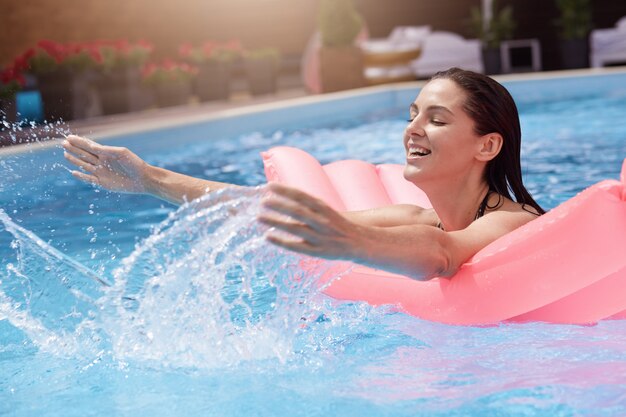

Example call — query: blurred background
[1,0,626,132]
[2,0,624,70]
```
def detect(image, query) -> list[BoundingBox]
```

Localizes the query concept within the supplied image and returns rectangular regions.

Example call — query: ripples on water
[1,85,626,416]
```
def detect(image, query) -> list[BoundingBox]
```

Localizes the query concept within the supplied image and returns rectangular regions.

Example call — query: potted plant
[0,65,25,127]
[243,47,280,96]
[142,59,197,108]
[179,40,242,101]
[554,0,592,69]
[22,40,102,121]
[469,0,516,74]
[318,0,366,93]
[94,40,154,114]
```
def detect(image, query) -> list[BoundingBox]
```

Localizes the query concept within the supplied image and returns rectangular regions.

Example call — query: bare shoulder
[442,197,541,275]
[460,195,540,241]
[490,195,541,226]
[344,204,438,228]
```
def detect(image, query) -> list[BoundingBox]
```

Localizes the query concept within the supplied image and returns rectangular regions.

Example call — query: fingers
[262,194,317,226]
[264,183,343,231]
[258,213,321,244]
[70,170,100,186]
[266,183,332,215]
[64,151,97,174]
[63,136,102,169]
[264,233,320,257]
[63,141,99,164]
[65,135,103,154]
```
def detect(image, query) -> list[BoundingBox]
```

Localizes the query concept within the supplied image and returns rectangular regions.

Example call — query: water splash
[0,209,106,356]
[0,187,352,370]
[0,110,71,147]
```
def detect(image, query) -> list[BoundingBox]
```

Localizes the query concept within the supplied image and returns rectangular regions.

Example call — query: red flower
[224,39,243,52]
[16,73,26,86]
[179,43,194,58]
[136,40,154,53]
[114,40,130,53]
[202,41,216,58]
[142,59,198,84]
[0,69,11,84]
[0,65,26,87]
[141,62,157,78]
[89,46,104,64]
[37,39,67,62]
[13,49,35,72]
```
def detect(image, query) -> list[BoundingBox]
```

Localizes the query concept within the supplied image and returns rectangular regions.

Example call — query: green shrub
[318,0,363,48]
[469,0,515,49]
[554,0,592,40]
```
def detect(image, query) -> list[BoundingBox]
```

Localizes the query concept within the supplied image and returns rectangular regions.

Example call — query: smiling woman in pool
[63,68,544,280]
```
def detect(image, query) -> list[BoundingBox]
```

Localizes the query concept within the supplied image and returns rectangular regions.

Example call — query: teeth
[408,146,431,156]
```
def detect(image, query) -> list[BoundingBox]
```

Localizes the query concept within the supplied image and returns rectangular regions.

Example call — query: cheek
[432,127,476,154]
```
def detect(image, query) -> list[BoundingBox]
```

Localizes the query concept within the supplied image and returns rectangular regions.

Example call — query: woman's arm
[342,204,437,228]
[63,136,436,226]
[63,135,234,205]
[259,183,537,280]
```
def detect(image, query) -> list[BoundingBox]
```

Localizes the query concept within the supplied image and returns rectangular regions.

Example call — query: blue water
[2,72,626,416]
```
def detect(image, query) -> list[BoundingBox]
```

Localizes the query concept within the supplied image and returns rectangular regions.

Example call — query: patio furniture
[500,39,542,73]
[590,16,626,67]
[410,31,483,77]
[361,37,422,85]
[360,26,484,82]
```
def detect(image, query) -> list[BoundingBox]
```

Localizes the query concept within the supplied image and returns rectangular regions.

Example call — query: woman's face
[403,78,484,187]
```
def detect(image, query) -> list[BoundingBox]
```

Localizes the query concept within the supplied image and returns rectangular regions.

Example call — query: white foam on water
[0,187,355,371]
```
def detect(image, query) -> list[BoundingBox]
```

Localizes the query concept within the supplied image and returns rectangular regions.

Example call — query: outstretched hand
[258,183,367,261]
[63,135,151,194]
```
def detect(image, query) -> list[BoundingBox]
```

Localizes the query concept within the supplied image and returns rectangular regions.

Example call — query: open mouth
[408,146,432,158]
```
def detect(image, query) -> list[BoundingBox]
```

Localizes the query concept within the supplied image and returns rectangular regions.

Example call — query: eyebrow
[409,103,454,115]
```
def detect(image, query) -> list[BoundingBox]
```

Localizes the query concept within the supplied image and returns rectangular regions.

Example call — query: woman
[63,68,543,281]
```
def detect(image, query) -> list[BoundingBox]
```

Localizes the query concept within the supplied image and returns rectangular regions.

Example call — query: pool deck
[2,66,625,155]
[0,87,309,147]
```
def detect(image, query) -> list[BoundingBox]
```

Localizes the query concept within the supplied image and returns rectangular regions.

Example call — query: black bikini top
[436,191,493,231]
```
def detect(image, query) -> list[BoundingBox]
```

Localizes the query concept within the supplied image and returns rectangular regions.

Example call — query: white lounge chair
[410,31,484,77]
[590,16,626,68]
[360,26,484,82]
[360,27,427,84]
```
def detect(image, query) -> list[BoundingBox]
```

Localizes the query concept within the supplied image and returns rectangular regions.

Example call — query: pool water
[2,72,626,416]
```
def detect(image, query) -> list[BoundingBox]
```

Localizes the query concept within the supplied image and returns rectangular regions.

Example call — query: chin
[404,163,437,190]
[403,164,422,184]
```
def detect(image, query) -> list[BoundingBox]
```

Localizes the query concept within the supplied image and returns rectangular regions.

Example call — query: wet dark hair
[430,67,545,215]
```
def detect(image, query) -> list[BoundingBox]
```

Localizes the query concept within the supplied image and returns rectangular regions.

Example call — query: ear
[475,133,503,162]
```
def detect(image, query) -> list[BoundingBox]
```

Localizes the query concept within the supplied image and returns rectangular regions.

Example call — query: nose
[405,117,426,138]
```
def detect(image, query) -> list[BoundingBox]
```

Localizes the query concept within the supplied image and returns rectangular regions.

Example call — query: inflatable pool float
[262,146,626,325]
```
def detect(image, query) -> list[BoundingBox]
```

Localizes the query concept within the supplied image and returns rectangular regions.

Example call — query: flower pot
[95,67,151,115]
[0,97,17,129]
[560,38,589,70]
[36,70,74,122]
[37,69,93,122]
[482,48,502,75]
[319,46,365,93]
[153,80,192,108]
[245,57,278,96]
[95,68,133,115]
[195,61,230,101]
